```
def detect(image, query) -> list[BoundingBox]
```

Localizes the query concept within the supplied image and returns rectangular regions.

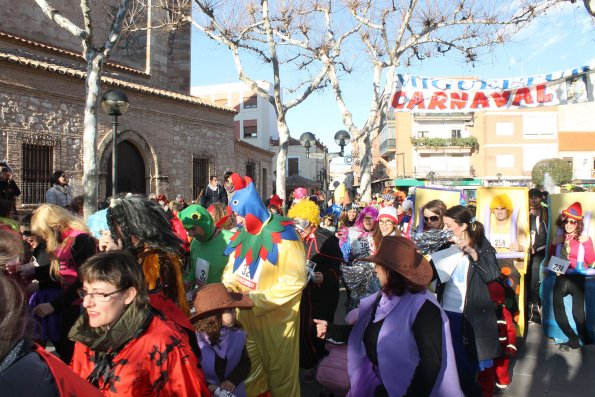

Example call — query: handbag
[316,342,350,396]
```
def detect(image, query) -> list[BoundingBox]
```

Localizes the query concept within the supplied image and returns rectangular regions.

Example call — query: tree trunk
[275,119,289,205]
[82,53,103,218]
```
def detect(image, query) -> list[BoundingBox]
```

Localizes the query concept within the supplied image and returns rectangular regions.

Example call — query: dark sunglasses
[22,230,32,237]
[424,215,440,223]
[563,219,578,225]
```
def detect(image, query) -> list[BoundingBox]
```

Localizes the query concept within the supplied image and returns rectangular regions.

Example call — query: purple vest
[197,328,247,397]
[347,290,462,397]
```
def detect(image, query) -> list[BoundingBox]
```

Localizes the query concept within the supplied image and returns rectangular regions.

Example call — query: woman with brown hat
[315,236,462,396]
[191,283,253,397]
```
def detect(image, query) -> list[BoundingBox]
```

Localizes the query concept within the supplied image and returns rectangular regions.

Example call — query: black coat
[200,184,228,208]
[437,235,501,362]
[0,179,20,213]
[299,227,343,368]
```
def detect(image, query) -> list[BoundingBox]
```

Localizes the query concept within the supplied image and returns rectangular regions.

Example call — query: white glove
[214,387,236,397]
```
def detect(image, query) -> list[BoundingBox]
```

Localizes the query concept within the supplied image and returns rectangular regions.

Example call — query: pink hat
[378,206,398,224]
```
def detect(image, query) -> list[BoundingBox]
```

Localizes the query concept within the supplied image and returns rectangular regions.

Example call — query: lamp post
[101,89,129,197]
[334,130,350,157]
[299,131,317,158]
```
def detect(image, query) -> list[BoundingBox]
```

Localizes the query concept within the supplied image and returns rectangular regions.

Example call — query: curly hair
[556,214,584,241]
[106,194,183,255]
[287,199,320,227]
[209,202,236,230]
[490,194,513,213]
[194,311,223,346]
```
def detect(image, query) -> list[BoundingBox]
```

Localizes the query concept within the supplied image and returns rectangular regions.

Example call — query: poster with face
[476,187,530,259]
[413,187,462,233]
[542,192,595,344]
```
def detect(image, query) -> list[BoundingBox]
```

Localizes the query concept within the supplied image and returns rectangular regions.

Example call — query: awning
[393,178,425,187]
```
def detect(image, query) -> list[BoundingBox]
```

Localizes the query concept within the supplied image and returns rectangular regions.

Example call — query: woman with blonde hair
[22,204,96,363]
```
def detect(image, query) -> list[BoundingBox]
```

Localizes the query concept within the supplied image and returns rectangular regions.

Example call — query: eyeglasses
[424,215,440,223]
[22,230,32,237]
[363,217,374,221]
[378,219,394,225]
[77,288,126,302]
[563,219,578,225]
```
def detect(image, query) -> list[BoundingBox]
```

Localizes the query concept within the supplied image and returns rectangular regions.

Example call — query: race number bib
[194,257,210,287]
[547,256,570,275]
[236,259,263,290]
[352,239,371,258]
[490,233,510,249]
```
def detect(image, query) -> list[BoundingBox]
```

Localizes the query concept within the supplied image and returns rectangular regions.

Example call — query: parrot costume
[222,174,307,397]
[178,205,233,286]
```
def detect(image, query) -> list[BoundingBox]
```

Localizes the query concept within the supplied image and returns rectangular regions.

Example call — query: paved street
[300,293,595,397]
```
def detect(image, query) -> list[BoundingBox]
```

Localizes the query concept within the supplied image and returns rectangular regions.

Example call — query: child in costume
[478,281,517,396]
[191,283,253,397]
[222,174,307,397]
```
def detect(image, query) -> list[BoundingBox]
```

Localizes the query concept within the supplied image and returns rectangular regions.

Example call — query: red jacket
[71,314,209,396]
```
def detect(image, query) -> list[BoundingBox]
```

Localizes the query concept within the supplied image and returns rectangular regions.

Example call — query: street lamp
[101,89,129,197]
[334,130,351,157]
[299,131,317,158]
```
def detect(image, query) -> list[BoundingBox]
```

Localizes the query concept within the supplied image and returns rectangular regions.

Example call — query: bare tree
[34,0,131,217]
[316,0,560,201]
[191,0,358,202]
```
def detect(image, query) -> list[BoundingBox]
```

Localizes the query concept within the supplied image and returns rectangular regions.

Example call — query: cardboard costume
[222,174,307,397]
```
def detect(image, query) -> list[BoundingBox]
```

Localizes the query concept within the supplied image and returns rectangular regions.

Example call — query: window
[288,158,299,176]
[496,154,514,168]
[523,113,557,138]
[246,162,256,183]
[21,142,54,204]
[243,95,257,109]
[523,145,557,171]
[192,157,209,200]
[451,129,461,138]
[244,126,258,138]
[417,130,429,138]
[496,122,514,136]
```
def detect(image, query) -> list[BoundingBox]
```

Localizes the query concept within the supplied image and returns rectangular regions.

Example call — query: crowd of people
[0,166,593,397]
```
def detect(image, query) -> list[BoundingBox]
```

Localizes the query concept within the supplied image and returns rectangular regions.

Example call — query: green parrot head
[178,205,214,242]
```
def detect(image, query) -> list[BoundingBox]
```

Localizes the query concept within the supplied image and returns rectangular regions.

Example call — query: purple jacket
[347,290,462,397]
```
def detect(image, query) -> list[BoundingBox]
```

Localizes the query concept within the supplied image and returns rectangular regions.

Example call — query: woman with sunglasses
[421,199,447,231]
[549,202,595,349]
[69,251,210,396]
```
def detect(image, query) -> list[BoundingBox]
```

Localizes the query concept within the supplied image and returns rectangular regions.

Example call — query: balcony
[413,167,476,179]
[411,137,479,154]
[379,138,396,156]
[413,112,474,122]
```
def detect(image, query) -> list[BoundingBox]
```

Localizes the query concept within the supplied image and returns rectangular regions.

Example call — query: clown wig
[355,206,379,230]
[490,193,513,213]
[288,199,321,227]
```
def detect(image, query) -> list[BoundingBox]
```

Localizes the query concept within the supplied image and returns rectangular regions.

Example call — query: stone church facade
[0,0,273,208]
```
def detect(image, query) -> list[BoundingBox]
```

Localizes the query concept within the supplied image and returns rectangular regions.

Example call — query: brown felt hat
[354,235,432,287]
[189,283,253,323]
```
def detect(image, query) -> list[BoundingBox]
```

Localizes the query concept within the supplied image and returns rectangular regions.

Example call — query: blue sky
[190,2,595,152]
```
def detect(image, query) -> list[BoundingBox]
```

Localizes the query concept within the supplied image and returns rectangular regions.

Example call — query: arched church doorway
[106,140,146,195]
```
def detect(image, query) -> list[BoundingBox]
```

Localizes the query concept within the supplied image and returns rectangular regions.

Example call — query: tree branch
[34,0,87,40]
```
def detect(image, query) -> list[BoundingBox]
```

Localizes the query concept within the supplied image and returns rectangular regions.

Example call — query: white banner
[389,65,594,113]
